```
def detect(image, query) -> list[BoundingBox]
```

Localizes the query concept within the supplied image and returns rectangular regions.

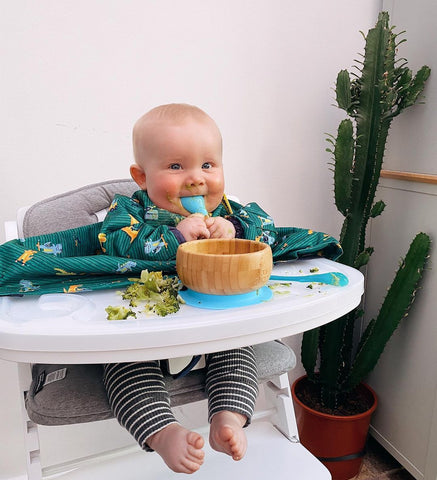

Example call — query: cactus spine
[301,12,431,409]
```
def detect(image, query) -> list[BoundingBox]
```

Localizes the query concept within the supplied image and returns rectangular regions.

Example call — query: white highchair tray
[0,293,95,323]
[0,258,364,365]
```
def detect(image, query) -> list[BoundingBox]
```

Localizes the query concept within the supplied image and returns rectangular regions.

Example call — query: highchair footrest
[42,422,330,479]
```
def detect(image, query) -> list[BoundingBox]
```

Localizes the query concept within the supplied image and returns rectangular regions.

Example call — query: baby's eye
[169,163,182,170]
[202,162,212,169]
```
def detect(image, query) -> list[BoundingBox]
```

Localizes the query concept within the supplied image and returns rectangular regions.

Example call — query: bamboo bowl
[176,239,273,295]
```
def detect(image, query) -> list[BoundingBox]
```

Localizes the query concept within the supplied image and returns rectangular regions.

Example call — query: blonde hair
[133,103,221,165]
[139,103,211,122]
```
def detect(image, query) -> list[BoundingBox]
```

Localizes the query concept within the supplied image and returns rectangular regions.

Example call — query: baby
[100,104,261,474]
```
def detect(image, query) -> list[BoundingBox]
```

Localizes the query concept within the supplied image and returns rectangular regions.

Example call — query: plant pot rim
[291,375,378,420]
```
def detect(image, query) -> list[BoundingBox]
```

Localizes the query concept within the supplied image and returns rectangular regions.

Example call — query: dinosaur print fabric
[0,191,342,296]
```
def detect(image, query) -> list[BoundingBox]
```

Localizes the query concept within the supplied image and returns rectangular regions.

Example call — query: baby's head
[131,103,224,216]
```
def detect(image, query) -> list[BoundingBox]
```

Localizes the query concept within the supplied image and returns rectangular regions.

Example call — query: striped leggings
[103,346,258,451]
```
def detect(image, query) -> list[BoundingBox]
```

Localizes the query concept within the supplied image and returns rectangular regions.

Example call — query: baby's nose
[186,172,205,187]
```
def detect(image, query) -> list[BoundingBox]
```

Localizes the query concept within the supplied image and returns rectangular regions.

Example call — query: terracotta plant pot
[176,238,272,295]
[291,375,377,480]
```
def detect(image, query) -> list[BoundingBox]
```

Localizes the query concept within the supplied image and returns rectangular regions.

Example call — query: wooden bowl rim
[177,238,271,258]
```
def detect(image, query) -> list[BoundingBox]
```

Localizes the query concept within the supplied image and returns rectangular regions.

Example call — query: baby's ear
[130,164,147,190]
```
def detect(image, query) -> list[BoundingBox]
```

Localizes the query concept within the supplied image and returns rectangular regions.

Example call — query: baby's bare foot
[147,423,205,474]
[209,411,248,461]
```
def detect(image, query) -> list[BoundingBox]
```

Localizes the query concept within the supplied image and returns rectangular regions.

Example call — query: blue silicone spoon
[269,272,349,287]
[180,196,208,215]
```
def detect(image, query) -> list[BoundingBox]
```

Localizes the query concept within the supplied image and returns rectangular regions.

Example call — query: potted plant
[291,11,431,480]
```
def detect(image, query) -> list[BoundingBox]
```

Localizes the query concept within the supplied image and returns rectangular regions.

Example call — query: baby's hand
[205,217,236,239]
[177,214,210,241]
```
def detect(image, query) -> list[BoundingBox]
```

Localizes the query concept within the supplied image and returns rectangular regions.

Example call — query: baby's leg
[103,362,204,474]
[205,347,258,461]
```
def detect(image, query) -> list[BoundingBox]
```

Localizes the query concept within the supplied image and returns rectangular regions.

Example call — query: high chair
[3,180,338,480]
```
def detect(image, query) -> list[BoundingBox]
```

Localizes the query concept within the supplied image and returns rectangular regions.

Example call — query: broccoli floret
[139,270,163,292]
[153,300,180,317]
[140,287,181,317]
[107,270,181,319]
[105,305,136,320]
[122,282,162,306]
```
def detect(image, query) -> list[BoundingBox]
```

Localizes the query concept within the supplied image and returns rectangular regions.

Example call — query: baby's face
[135,118,225,216]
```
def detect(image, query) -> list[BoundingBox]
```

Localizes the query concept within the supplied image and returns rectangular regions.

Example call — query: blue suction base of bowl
[178,285,273,310]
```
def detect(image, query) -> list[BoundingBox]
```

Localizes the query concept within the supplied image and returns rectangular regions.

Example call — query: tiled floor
[355,437,415,479]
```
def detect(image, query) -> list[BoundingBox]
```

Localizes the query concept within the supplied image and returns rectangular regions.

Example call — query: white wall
[0,2,380,478]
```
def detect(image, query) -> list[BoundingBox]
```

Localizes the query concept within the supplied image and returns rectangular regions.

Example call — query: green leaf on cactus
[370,200,386,217]
[404,65,431,108]
[354,247,374,269]
[336,70,352,111]
[333,119,354,216]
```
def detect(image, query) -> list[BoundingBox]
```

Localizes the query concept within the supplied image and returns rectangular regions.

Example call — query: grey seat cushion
[22,179,137,237]
[26,341,296,426]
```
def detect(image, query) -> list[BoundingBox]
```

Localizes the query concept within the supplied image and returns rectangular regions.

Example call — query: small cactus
[302,12,431,409]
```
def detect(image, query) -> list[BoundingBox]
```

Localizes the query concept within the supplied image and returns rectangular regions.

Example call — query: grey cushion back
[22,179,137,237]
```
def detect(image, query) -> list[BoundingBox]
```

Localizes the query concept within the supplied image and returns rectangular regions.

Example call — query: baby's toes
[187,431,205,449]
[181,457,203,473]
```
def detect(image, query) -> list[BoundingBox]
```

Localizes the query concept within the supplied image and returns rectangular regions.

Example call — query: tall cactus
[301,12,431,409]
